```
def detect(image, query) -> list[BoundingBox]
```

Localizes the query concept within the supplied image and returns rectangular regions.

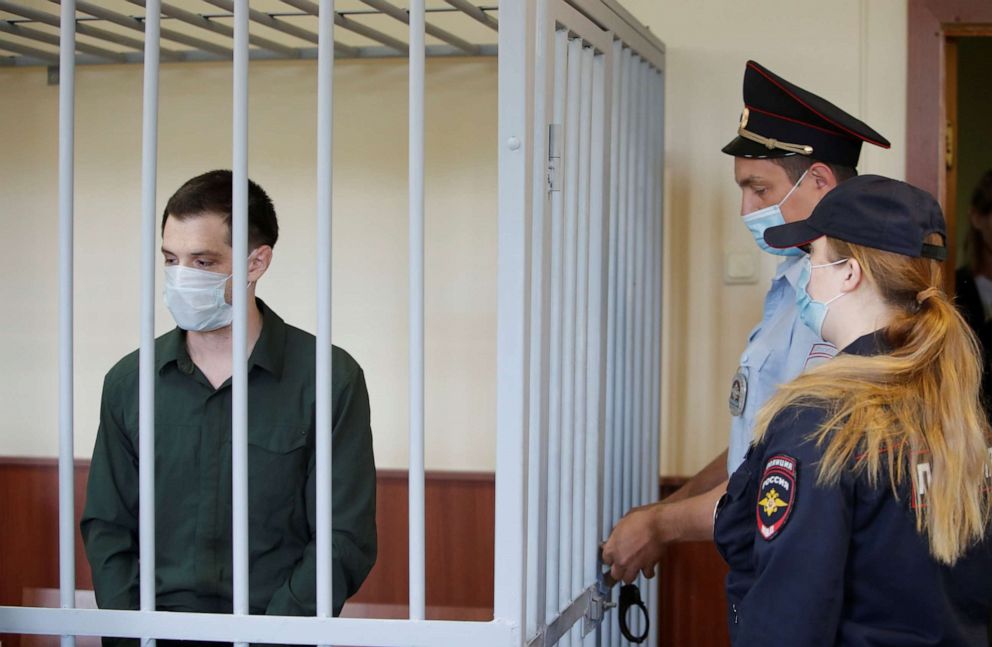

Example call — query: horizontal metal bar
[129,0,301,58]
[0,20,126,61]
[76,22,182,60]
[0,36,59,62]
[0,1,182,60]
[526,585,597,647]
[0,42,496,66]
[200,0,359,58]
[358,0,478,55]
[0,607,514,647]
[70,0,232,57]
[563,0,664,70]
[335,5,498,16]
[282,0,408,54]
[442,0,498,31]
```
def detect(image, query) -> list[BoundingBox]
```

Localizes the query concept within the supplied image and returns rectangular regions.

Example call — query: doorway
[906,0,992,293]
[947,35,992,280]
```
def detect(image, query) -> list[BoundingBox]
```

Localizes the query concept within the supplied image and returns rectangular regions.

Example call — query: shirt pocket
[740,340,772,373]
[245,424,311,523]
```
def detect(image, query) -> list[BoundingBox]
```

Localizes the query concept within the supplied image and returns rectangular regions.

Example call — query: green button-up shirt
[81,300,376,625]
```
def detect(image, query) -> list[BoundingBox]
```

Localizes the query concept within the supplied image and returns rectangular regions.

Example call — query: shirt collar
[776,254,806,287]
[840,330,891,357]
[156,298,286,379]
[249,299,286,378]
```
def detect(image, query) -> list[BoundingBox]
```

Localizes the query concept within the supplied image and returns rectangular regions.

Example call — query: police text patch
[757,454,798,541]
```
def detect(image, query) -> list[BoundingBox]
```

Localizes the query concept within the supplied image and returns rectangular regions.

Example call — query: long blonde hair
[754,235,991,564]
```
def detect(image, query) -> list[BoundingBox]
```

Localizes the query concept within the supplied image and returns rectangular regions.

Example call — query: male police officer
[602,61,891,584]
[81,171,377,645]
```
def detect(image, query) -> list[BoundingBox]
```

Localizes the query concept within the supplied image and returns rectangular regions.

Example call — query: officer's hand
[601,502,669,585]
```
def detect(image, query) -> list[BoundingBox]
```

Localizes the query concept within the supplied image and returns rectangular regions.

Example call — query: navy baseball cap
[722,61,890,168]
[763,175,947,260]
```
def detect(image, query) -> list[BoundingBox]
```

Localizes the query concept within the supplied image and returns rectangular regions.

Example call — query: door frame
[906,0,992,204]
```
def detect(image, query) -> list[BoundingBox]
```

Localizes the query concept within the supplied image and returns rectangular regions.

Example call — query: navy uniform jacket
[715,331,992,646]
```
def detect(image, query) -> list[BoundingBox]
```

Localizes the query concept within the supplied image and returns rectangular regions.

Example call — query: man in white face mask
[603,61,891,588]
[82,171,377,637]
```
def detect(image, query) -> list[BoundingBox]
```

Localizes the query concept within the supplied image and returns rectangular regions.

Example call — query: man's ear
[808,162,839,193]
[248,245,273,283]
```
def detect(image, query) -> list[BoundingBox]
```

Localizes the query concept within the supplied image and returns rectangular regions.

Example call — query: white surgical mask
[163,265,233,332]
[741,169,809,256]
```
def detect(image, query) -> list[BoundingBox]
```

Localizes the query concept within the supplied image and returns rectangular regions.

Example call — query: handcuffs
[598,548,650,643]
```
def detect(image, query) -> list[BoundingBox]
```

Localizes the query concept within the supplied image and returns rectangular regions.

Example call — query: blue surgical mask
[796,255,849,338]
[741,169,809,256]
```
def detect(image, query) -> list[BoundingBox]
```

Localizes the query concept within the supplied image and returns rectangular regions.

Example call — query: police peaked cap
[722,60,890,168]
[764,175,947,261]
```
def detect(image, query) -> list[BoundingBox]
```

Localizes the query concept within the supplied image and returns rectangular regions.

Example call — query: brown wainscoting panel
[0,460,730,647]
[345,469,496,616]
[658,477,730,647]
[0,458,93,647]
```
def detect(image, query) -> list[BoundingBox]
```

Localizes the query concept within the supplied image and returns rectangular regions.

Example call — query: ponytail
[754,238,991,564]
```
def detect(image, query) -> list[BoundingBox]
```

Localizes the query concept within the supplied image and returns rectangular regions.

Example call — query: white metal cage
[0,1,665,645]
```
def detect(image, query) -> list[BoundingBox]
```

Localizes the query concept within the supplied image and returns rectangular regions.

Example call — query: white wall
[0,0,909,475]
[0,57,498,471]
[620,0,908,475]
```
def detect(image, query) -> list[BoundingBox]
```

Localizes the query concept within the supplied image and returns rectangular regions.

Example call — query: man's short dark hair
[162,170,279,250]
[770,155,858,185]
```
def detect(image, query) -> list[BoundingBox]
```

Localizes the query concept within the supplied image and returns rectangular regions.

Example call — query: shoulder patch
[757,454,798,541]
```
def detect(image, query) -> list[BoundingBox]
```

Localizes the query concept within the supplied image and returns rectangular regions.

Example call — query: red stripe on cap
[747,61,891,149]
[745,105,853,139]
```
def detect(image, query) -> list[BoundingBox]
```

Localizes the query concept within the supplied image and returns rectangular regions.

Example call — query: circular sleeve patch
[757,454,798,541]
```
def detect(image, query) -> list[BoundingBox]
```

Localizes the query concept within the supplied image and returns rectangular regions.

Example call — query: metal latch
[548,123,562,193]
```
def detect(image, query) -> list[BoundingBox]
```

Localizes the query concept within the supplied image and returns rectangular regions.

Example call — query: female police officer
[714,175,992,646]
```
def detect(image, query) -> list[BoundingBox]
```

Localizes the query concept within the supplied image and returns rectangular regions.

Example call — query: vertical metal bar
[408,0,427,623]
[604,39,623,534]
[231,0,249,639]
[315,0,335,625]
[643,61,654,515]
[571,43,592,612]
[583,47,608,647]
[57,3,76,646]
[631,59,646,544]
[621,55,640,520]
[566,43,593,646]
[572,38,595,596]
[560,37,582,630]
[494,0,534,632]
[138,2,160,645]
[603,39,623,647]
[634,60,650,640]
[636,60,652,645]
[544,26,568,628]
[647,68,665,647]
[526,0,552,639]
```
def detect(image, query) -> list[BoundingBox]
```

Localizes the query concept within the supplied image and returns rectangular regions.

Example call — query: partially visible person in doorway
[956,169,992,411]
